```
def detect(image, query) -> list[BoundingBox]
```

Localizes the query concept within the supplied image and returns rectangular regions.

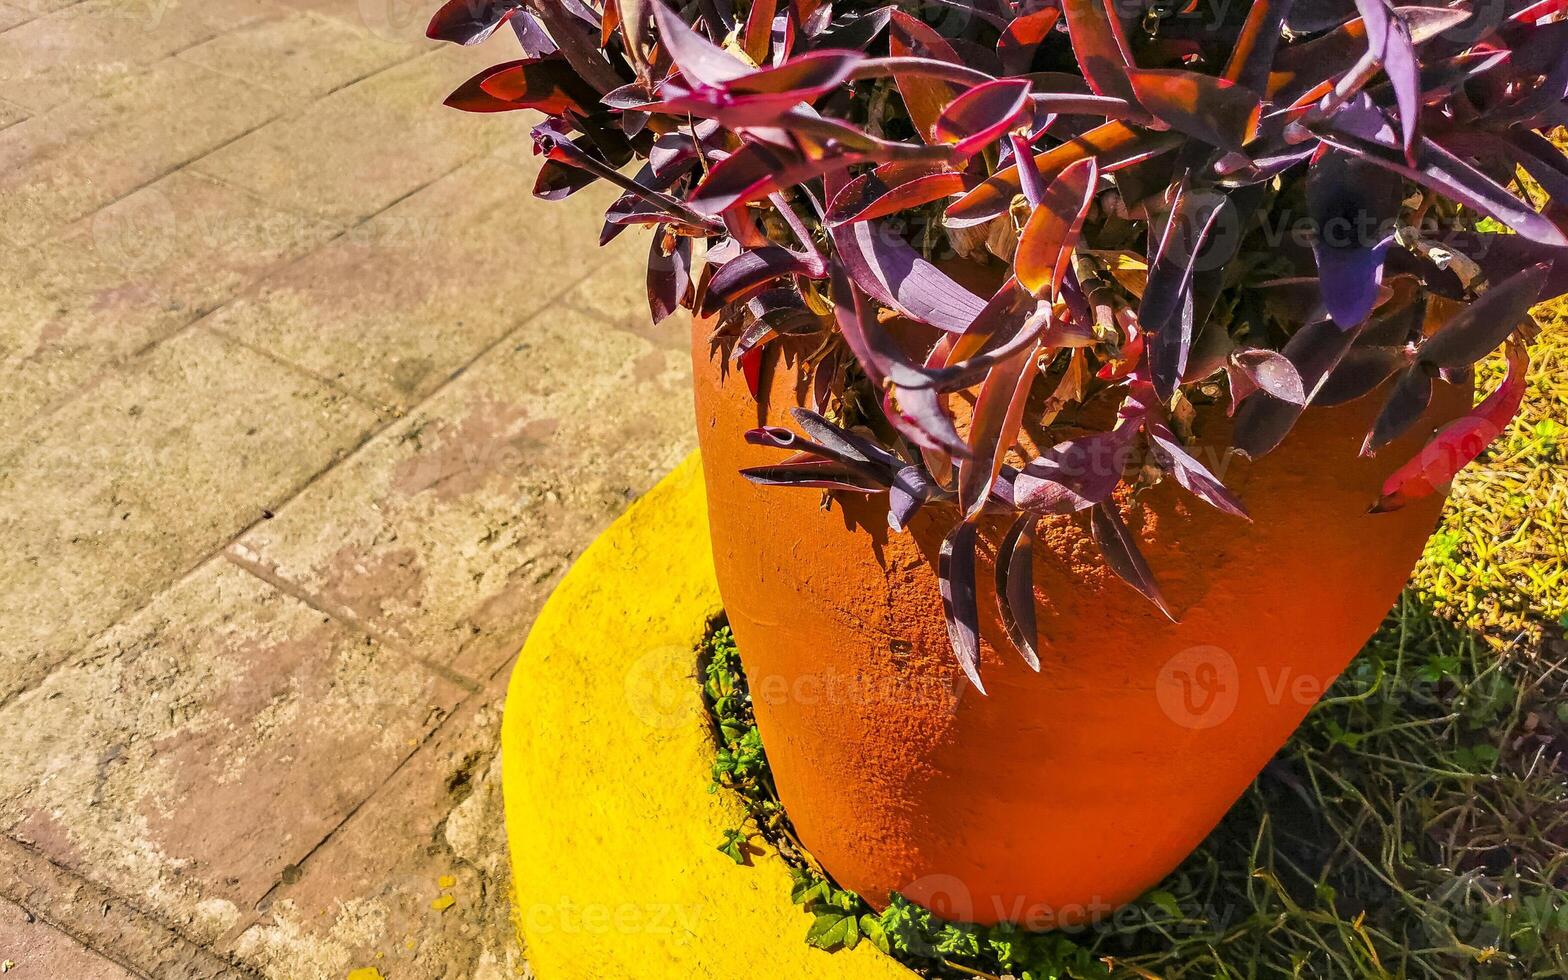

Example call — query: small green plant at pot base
[699,610,1568,978]
[700,624,1111,979]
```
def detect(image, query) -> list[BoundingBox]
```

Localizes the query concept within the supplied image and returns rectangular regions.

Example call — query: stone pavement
[0,2,694,976]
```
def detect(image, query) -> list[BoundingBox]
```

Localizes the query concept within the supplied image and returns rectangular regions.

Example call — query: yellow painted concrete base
[502,452,912,979]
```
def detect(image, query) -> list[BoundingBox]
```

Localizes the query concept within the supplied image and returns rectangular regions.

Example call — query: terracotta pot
[690,315,1468,928]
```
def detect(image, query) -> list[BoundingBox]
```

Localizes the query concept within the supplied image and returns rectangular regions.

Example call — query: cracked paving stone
[0,558,467,948]
[225,251,695,685]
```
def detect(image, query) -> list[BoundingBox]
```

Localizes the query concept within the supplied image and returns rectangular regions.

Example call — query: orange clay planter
[691,314,1470,929]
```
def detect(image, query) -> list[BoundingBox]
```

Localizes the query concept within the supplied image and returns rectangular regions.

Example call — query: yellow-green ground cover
[1417,305,1568,637]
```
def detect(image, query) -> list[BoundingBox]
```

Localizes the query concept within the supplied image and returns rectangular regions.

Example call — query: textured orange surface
[692,318,1468,927]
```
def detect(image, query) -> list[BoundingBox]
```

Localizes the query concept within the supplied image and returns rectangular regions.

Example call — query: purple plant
[430,0,1568,690]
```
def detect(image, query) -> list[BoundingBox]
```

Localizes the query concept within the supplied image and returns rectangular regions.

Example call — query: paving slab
[559,208,694,358]
[191,48,514,227]
[224,260,695,688]
[1,833,255,979]
[0,57,290,248]
[271,0,443,44]
[0,169,340,436]
[0,558,466,948]
[0,4,30,29]
[1,0,89,21]
[229,663,516,979]
[0,898,137,980]
[205,154,621,413]
[176,9,418,106]
[0,328,380,702]
[0,0,283,114]
[0,97,28,129]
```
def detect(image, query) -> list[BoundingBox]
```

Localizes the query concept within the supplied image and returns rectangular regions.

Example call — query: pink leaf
[825,168,972,226]
[1014,157,1097,299]
[1371,342,1530,512]
[932,79,1034,158]
[957,343,1041,518]
[888,10,964,142]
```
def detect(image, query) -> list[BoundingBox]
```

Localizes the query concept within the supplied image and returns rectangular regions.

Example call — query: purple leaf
[828,217,989,335]
[1417,262,1551,369]
[650,49,865,126]
[883,383,968,457]
[533,159,598,200]
[957,343,1039,518]
[888,465,938,532]
[744,288,819,337]
[1352,0,1419,156]
[700,246,823,314]
[995,513,1042,671]
[686,141,833,214]
[1147,421,1249,519]
[997,7,1060,76]
[1307,149,1403,328]
[1015,157,1098,299]
[826,260,947,391]
[740,458,889,491]
[1010,134,1048,209]
[1222,0,1295,92]
[939,521,986,693]
[790,407,906,472]
[887,10,965,142]
[739,0,775,62]
[1317,123,1568,249]
[947,122,1181,228]
[932,79,1034,158]
[1446,232,1568,305]
[1228,348,1307,407]
[825,168,971,226]
[530,0,624,93]
[535,122,713,228]
[743,420,895,485]
[1363,363,1434,454]
[1233,320,1360,458]
[1312,345,1411,406]
[651,0,750,87]
[509,10,558,56]
[725,49,863,98]
[427,0,520,44]
[1142,185,1228,400]
[1090,501,1175,620]
[647,233,691,323]
[1313,241,1393,329]
[1059,0,1139,105]
[1125,69,1261,152]
[443,59,599,114]
[1014,426,1139,513]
